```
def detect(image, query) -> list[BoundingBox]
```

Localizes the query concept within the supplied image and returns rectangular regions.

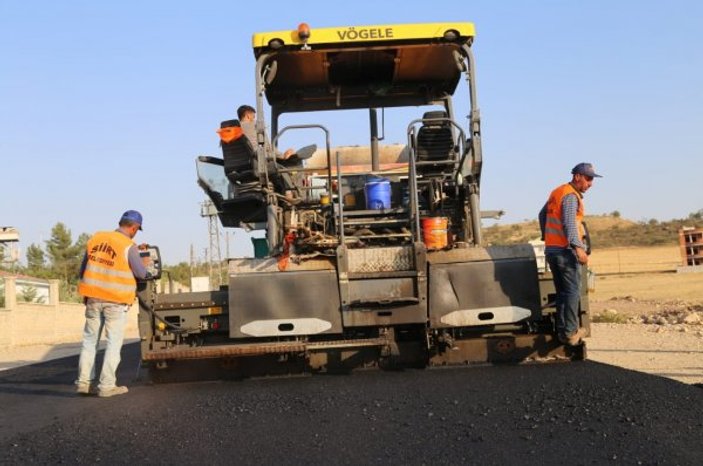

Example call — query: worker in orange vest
[75,210,150,397]
[539,163,602,346]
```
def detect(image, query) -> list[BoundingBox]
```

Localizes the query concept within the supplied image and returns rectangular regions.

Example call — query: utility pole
[200,200,222,289]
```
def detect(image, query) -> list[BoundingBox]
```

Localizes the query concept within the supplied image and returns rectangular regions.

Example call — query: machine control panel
[139,244,162,280]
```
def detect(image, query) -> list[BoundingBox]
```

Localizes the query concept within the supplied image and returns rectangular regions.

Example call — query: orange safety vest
[544,183,585,248]
[217,126,243,144]
[78,231,137,304]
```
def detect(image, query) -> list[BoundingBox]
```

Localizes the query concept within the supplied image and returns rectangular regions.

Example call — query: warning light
[298,23,311,50]
[298,23,311,40]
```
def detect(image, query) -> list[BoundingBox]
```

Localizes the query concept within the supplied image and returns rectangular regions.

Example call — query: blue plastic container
[365,177,391,210]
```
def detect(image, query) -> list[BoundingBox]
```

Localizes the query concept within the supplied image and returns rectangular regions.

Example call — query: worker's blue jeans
[76,300,129,391]
[546,249,582,338]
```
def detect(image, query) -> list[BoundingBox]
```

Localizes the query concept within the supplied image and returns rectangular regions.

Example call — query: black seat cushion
[417,111,453,161]
[220,119,258,183]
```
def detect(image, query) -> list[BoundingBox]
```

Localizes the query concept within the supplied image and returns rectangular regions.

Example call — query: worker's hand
[574,247,589,265]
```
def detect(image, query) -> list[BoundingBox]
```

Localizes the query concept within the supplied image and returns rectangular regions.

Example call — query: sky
[2,1,702,265]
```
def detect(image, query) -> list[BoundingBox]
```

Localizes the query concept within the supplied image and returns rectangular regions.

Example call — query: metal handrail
[406,117,467,243]
[335,151,344,243]
[271,124,333,197]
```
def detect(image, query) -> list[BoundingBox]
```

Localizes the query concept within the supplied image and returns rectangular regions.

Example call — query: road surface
[1,343,701,465]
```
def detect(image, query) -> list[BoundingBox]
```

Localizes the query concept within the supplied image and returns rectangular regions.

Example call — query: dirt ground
[584,246,703,385]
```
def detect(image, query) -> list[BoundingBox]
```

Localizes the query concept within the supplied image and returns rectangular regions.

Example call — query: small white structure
[529,239,549,273]
[190,276,211,292]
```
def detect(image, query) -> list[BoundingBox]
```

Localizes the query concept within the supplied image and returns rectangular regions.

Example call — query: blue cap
[571,163,602,178]
[120,210,143,230]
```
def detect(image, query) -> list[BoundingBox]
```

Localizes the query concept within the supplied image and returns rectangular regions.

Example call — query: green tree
[165,262,193,286]
[19,285,40,303]
[610,210,621,218]
[45,222,86,301]
[46,222,74,280]
[160,261,213,291]
[75,232,90,253]
[26,243,46,275]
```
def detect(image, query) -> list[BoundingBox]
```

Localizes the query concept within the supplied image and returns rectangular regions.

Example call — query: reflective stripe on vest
[84,262,135,279]
[78,231,136,304]
[544,183,584,248]
[80,276,137,293]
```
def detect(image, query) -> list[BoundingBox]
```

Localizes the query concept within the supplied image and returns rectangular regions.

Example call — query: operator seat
[216,119,267,225]
[220,119,299,196]
[416,110,455,176]
[220,119,258,185]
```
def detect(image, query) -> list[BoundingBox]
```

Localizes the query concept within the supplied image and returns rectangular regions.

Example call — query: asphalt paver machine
[139,22,588,377]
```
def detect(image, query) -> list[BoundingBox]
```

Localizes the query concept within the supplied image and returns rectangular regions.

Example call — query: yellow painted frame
[252,22,475,49]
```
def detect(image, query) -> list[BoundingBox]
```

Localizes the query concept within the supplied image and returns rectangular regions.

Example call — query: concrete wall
[0,276,138,349]
[0,309,11,348]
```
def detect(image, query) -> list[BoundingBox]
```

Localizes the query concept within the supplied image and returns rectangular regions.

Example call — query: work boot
[566,328,587,346]
[75,382,95,396]
[98,386,129,398]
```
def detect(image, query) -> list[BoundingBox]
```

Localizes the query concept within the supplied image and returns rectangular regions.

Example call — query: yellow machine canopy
[251,22,476,112]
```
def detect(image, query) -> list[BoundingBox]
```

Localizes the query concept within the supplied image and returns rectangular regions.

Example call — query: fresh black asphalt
[1,343,701,465]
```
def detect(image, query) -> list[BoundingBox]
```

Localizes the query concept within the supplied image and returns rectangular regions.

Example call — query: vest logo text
[89,242,117,267]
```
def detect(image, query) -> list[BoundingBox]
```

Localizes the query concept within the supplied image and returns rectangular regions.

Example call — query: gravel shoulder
[588,322,703,385]
[588,291,703,385]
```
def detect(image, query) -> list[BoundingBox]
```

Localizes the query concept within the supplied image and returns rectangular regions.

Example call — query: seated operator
[237,105,300,167]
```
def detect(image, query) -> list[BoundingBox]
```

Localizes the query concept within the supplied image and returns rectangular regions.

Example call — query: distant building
[0,271,50,304]
[678,227,703,273]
